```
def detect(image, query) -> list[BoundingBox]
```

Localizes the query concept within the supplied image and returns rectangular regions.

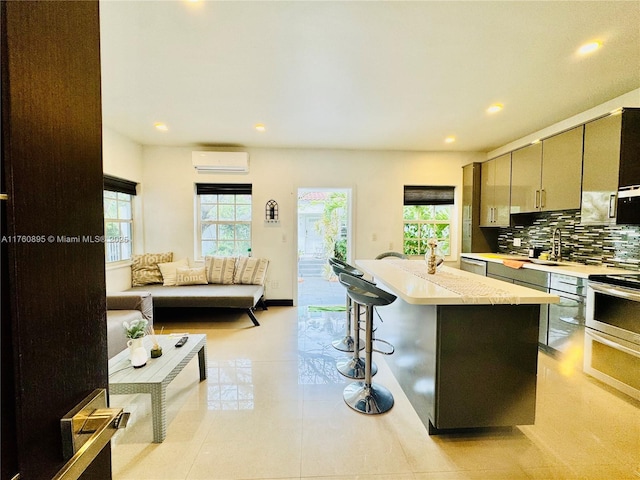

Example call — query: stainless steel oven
[585,276,640,401]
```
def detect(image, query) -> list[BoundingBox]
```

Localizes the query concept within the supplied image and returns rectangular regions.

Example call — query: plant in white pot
[123,319,149,368]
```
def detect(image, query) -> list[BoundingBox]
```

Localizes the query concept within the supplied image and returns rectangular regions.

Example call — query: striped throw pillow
[233,257,269,285]
[204,256,236,285]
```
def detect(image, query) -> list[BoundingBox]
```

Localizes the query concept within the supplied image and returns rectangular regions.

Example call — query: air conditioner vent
[191,151,249,173]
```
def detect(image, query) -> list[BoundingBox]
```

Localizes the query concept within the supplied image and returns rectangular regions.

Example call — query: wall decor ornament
[265,199,279,223]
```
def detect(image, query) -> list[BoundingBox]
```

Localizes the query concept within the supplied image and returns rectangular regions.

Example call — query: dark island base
[375,285,540,434]
[428,420,514,436]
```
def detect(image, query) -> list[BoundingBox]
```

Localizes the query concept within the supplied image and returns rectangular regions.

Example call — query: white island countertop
[356,259,559,306]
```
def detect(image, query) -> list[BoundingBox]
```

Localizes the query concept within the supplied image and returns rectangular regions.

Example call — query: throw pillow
[204,256,236,284]
[233,257,269,285]
[131,252,173,286]
[176,266,208,286]
[158,258,190,286]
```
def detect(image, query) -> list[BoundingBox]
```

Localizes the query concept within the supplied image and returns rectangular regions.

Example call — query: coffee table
[108,334,207,443]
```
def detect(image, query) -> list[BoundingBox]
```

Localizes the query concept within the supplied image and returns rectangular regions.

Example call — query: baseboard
[264,299,294,307]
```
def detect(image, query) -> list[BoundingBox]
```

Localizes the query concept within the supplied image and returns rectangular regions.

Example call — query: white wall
[102,127,144,292]
[140,146,484,300]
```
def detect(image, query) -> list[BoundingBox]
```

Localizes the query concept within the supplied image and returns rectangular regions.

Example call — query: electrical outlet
[513,238,522,247]
[270,280,279,289]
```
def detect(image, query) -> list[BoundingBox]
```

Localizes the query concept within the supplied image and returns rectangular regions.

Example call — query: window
[403,185,454,257]
[103,175,136,263]
[196,183,252,258]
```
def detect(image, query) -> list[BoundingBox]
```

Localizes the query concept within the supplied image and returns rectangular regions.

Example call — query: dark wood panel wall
[2,2,110,478]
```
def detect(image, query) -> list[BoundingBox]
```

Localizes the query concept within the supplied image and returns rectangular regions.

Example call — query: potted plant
[123,319,149,368]
[123,318,148,339]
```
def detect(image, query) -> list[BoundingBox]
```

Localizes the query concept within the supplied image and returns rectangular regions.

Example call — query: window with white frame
[103,175,136,263]
[403,185,454,257]
[196,183,252,258]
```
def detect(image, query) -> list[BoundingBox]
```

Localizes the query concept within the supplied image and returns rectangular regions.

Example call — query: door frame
[294,186,354,306]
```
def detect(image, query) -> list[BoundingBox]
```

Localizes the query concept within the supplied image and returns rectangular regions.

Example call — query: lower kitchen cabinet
[486,263,550,347]
[547,274,587,357]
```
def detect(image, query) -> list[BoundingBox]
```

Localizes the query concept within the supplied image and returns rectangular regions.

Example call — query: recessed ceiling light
[445,136,456,144]
[154,122,168,131]
[578,41,602,55]
[487,103,503,114]
[255,123,266,132]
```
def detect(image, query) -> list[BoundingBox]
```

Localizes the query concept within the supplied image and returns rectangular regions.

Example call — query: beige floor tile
[112,305,640,480]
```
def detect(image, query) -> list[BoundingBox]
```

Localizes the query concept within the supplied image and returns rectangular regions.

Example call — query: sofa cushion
[204,256,236,284]
[158,258,189,286]
[176,266,208,285]
[233,257,269,285]
[131,252,173,286]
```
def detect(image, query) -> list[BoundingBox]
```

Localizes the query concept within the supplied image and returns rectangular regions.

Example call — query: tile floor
[111,304,640,480]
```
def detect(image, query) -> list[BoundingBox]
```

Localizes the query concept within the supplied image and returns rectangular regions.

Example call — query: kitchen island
[355,259,559,434]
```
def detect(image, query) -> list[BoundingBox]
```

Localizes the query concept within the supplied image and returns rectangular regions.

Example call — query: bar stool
[327,258,365,353]
[339,273,397,415]
[335,274,378,380]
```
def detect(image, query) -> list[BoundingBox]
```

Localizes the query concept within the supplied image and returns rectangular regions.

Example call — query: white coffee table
[108,334,207,442]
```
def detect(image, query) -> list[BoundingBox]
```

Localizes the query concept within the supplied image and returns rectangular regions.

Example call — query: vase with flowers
[123,319,148,368]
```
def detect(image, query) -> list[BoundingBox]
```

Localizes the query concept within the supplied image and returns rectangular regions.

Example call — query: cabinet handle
[491,207,495,223]
[541,189,546,209]
[608,193,617,218]
[0,194,7,201]
[534,190,540,209]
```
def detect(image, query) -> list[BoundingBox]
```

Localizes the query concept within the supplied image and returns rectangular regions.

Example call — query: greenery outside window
[403,186,454,257]
[196,183,252,258]
[103,176,135,263]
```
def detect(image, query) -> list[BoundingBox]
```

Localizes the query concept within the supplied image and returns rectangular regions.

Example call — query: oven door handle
[589,282,640,302]
[586,330,640,359]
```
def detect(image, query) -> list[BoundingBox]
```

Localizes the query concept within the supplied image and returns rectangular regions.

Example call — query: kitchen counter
[461,252,631,278]
[355,258,550,435]
[356,259,558,305]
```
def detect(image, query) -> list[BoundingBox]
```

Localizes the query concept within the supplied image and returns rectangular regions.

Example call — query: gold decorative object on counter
[426,238,438,275]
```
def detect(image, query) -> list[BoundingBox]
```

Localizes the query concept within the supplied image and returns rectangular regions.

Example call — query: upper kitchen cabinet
[462,163,498,251]
[511,126,583,214]
[582,108,640,225]
[581,112,621,225]
[480,153,511,227]
[541,126,583,211]
[510,142,542,214]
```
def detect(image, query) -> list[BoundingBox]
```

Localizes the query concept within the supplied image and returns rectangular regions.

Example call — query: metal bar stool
[328,258,365,353]
[339,273,397,415]
[335,274,378,380]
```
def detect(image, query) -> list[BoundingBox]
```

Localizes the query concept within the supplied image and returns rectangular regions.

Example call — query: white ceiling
[99,1,640,153]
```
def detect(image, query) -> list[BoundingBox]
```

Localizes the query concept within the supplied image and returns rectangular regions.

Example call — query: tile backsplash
[496,210,640,270]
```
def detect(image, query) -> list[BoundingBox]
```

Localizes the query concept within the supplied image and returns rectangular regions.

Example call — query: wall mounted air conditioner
[191,151,249,173]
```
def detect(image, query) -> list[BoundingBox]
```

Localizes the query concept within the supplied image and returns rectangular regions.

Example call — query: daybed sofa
[106,291,153,358]
[121,253,269,327]
[126,283,266,326]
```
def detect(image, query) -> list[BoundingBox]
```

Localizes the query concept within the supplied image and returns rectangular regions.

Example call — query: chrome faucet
[551,227,562,261]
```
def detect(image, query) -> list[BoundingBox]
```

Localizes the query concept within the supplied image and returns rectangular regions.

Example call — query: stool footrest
[372,338,394,355]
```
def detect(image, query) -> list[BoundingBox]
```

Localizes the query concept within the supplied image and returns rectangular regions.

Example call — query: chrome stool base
[343,382,394,415]
[331,336,365,353]
[336,357,377,380]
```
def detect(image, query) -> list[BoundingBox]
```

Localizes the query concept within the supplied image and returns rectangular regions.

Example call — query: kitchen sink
[530,259,562,266]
